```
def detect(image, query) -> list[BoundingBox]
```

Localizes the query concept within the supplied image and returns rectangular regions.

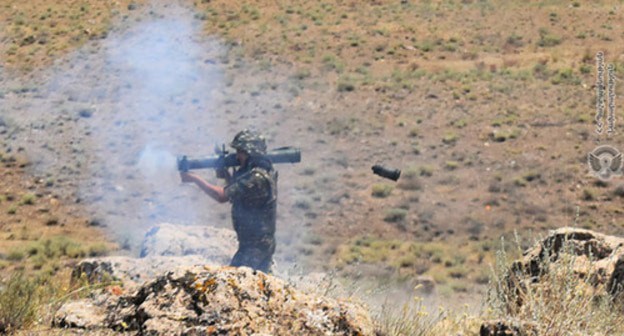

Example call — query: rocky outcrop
[56,223,374,335]
[139,223,237,262]
[71,255,210,292]
[70,223,238,292]
[480,227,624,335]
[510,227,624,299]
[54,265,375,335]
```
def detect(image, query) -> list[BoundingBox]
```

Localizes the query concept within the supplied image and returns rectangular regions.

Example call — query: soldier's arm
[180,172,229,203]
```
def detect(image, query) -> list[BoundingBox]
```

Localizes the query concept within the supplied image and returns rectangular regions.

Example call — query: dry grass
[194,0,620,92]
[335,237,497,289]
[0,0,144,71]
[374,296,480,336]
[485,235,624,336]
[370,233,624,335]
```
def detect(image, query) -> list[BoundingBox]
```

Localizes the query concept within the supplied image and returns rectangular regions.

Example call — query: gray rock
[53,300,107,329]
[139,223,236,265]
[72,255,211,292]
[104,265,376,335]
[510,227,624,300]
[56,265,375,335]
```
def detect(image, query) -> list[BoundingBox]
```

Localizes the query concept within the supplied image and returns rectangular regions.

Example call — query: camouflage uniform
[223,130,277,273]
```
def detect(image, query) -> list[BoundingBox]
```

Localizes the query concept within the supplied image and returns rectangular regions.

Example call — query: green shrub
[398,168,422,190]
[551,68,581,85]
[384,208,407,223]
[0,272,39,332]
[19,193,36,206]
[444,161,459,170]
[537,28,562,47]
[6,249,25,262]
[337,76,356,92]
[442,132,458,145]
[372,184,394,198]
[87,243,109,257]
[419,165,434,177]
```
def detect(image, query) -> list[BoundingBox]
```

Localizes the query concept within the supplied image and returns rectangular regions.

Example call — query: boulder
[70,223,238,293]
[481,228,624,335]
[53,299,108,329]
[510,227,624,299]
[139,223,237,263]
[57,265,375,335]
[71,255,209,292]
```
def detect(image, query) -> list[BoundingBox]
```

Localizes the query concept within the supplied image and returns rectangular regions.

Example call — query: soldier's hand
[180,172,195,183]
[215,167,230,180]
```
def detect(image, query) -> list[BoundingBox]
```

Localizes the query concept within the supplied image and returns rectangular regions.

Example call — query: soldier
[180,130,278,273]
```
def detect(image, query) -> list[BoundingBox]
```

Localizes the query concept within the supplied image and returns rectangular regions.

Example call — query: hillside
[1,0,624,333]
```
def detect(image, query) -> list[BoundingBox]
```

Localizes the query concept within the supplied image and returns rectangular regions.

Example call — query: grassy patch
[537,28,562,47]
[0,272,39,332]
[6,236,110,269]
[372,184,394,198]
[397,167,422,191]
[384,208,407,223]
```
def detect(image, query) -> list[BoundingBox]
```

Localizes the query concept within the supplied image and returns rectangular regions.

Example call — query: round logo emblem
[588,145,622,180]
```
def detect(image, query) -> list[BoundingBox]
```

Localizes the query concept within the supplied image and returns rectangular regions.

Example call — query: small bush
[19,193,36,206]
[506,33,524,47]
[337,77,356,92]
[384,208,407,223]
[87,243,109,257]
[490,128,520,142]
[551,68,580,85]
[444,161,459,170]
[398,168,422,191]
[0,272,39,333]
[442,132,458,145]
[582,188,596,201]
[613,184,624,198]
[537,28,562,47]
[419,166,434,177]
[293,198,311,210]
[6,249,25,262]
[372,184,394,198]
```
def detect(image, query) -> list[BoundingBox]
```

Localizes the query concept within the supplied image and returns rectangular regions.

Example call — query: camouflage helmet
[230,129,267,155]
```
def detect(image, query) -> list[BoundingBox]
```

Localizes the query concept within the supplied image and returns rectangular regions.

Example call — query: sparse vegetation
[372,184,394,198]
[383,208,407,223]
[537,28,562,47]
[19,193,36,206]
[0,272,39,332]
[4,0,624,334]
[486,235,624,335]
[0,0,145,71]
[442,132,458,145]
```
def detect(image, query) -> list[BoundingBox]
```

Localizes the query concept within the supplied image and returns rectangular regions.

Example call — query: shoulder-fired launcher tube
[177,147,301,172]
